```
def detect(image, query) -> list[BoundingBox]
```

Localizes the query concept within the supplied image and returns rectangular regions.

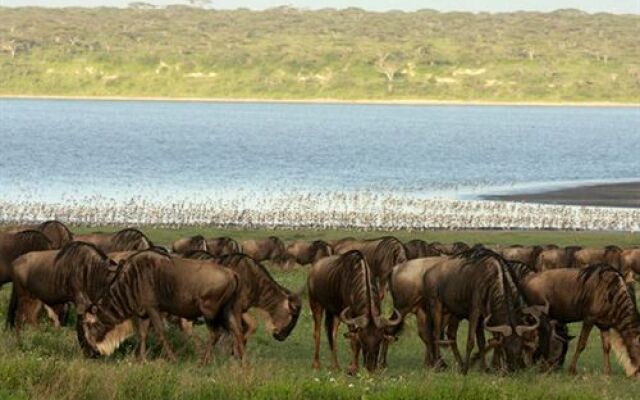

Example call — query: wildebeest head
[82,303,135,356]
[340,306,402,372]
[270,292,303,341]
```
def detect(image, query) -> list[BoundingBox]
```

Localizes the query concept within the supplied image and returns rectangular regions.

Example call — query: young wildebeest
[308,250,401,374]
[74,228,153,253]
[404,239,443,260]
[334,236,407,298]
[206,237,241,257]
[500,245,544,270]
[535,246,582,272]
[183,251,302,346]
[5,242,120,357]
[521,264,640,376]
[286,240,334,266]
[242,237,294,269]
[420,248,541,374]
[82,250,246,364]
[0,230,52,287]
[171,235,207,254]
[6,220,74,249]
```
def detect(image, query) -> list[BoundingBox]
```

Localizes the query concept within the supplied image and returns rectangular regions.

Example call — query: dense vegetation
[1,7,639,102]
[2,227,640,399]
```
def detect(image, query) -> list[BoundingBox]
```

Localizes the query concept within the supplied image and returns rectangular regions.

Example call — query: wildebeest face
[271,295,302,341]
[82,305,134,356]
[358,325,386,372]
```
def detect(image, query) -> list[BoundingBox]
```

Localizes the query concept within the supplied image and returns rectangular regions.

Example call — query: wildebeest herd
[1,221,640,378]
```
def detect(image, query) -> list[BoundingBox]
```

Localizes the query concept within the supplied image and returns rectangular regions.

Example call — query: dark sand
[484,181,640,208]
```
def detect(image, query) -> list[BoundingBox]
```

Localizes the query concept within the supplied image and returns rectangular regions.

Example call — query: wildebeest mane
[183,250,217,260]
[111,228,153,251]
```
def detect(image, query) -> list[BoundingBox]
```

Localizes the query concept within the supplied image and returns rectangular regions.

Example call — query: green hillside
[1,7,639,102]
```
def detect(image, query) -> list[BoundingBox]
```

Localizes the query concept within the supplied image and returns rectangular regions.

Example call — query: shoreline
[1,94,639,108]
[483,180,640,208]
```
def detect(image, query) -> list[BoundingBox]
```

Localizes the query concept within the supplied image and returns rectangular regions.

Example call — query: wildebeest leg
[474,323,490,372]
[326,314,341,370]
[147,309,177,362]
[136,318,150,362]
[601,330,612,375]
[432,299,447,369]
[463,307,480,374]
[241,313,257,346]
[416,308,433,366]
[445,317,464,370]
[348,336,361,375]
[568,322,593,375]
[225,308,246,363]
[44,305,61,328]
[310,299,323,370]
[200,324,220,366]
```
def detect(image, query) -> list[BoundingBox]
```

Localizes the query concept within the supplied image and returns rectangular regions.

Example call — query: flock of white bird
[0,191,638,231]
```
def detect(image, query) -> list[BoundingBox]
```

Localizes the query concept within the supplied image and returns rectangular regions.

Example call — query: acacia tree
[375,52,404,93]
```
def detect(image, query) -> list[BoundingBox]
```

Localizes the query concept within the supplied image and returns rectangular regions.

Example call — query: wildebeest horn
[515,312,540,337]
[550,321,573,343]
[374,308,402,328]
[484,314,513,336]
[339,307,368,328]
[521,300,550,318]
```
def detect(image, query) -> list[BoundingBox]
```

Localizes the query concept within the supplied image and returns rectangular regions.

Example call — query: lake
[1,98,639,205]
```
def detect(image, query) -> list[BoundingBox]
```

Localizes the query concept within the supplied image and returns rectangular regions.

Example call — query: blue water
[1,99,639,203]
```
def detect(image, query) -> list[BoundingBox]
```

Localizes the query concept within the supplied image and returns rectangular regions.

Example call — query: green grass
[2,227,640,399]
[1,8,639,103]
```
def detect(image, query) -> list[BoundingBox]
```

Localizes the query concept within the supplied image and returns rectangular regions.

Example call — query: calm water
[1,99,639,204]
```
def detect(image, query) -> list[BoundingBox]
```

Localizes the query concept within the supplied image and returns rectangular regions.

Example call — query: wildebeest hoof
[312,361,321,370]
[433,359,448,371]
[347,366,359,376]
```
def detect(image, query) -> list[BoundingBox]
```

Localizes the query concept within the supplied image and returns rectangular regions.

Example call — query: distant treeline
[0,7,638,102]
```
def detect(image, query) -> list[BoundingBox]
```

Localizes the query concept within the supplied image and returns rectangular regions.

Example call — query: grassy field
[2,227,640,399]
[1,8,639,103]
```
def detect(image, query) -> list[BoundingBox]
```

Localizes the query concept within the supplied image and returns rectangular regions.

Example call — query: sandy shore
[1,94,639,108]
[484,181,640,208]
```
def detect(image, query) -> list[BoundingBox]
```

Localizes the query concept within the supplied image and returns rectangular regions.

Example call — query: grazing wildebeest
[286,240,334,266]
[500,245,543,270]
[206,237,241,257]
[172,235,207,254]
[420,248,540,373]
[404,239,443,260]
[334,236,407,297]
[0,230,52,287]
[6,242,121,357]
[521,265,640,376]
[183,250,302,344]
[7,220,74,249]
[242,237,294,268]
[435,241,470,256]
[308,250,401,373]
[74,228,153,253]
[81,250,245,364]
[535,246,582,272]
[573,246,623,271]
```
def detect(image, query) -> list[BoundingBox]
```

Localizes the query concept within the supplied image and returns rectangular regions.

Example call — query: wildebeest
[573,246,623,271]
[334,236,408,297]
[0,230,52,287]
[535,246,582,272]
[420,248,541,373]
[6,242,121,356]
[183,251,302,344]
[74,228,153,253]
[521,265,640,376]
[622,248,640,282]
[81,250,246,363]
[500,245,543,270]
[242,236,294,268]
[6,220,74,249]
[308,250,401,373]
[171,235,207,254]
[434,241,470,256]
[286,240,334,266]
[206,237,241,257]
[404,239,443,260]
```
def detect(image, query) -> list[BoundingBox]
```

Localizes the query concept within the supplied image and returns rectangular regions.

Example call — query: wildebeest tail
[5,282,19,330]
[324,313,335,349]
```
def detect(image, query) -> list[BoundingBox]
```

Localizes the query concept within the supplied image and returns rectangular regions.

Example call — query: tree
[375,52,403,93]
[128,2,157,9]
[186,0,212,8]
